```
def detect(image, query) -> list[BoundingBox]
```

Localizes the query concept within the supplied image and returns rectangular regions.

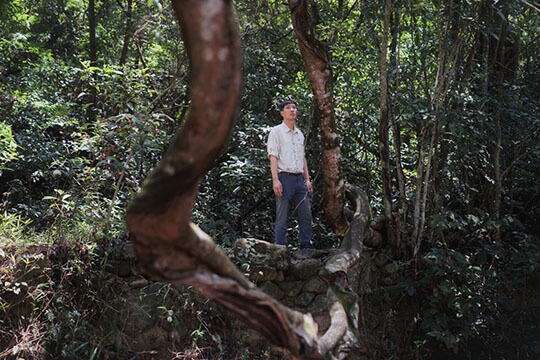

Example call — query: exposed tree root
[126,1,383,358]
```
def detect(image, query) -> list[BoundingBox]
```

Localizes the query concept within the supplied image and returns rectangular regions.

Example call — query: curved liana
[126,1,375,358]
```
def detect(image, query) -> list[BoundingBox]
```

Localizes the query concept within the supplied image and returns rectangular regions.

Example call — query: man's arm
[303,157,313,194]
[270,155,283,197]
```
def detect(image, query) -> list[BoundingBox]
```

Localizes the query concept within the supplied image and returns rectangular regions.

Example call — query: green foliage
[0,1,181,237]
[0,244,111,359]
[0,244,282,359]
[0,122,19,173]
[0,0,539,358]
[0,213,32,244]
[377,222,540,359]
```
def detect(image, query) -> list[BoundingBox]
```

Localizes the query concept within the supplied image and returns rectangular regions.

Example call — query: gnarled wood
[126,0,247,286]
[127,1,376,358]
[126,1,312,357]
[289,0,348,236]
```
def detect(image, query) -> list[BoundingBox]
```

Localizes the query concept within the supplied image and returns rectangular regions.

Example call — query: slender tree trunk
[119,0,133,65]
[492,19,507,242]
[412,128,427,247]
[389,8,407,229]
[379,0,396,251]
[87,0,97,123]
[288,0,348,236]
[413,0,456,256]
[430,123,450,232]
[415,112,439,256]
[431,5,479,223]
[89,0,96,66]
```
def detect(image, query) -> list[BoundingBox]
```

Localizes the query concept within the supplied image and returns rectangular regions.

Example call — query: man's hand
[306,179,313,195]
[273,179,283,197]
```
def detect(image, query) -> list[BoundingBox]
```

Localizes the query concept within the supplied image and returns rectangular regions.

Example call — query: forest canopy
[1,0,539,359]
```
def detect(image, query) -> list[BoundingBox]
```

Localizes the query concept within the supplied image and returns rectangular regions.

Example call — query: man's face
[280,103,297,121]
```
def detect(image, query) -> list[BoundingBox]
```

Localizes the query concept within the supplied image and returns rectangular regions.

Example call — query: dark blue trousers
[275,172,312,248]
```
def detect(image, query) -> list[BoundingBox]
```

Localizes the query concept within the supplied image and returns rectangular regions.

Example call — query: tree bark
[89,0,96,65]
[413,0,460,256]
[492,14,508,242]
[389,7,407,235]
[379,0,396,252]
[87,0,97,124]
[126,0,306,357]
[288,0,348,236]
[412,127,427,247]
[119,0,133,65]
[126,2,376,358]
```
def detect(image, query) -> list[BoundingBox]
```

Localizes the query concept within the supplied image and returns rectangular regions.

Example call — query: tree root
[126,1,380,358]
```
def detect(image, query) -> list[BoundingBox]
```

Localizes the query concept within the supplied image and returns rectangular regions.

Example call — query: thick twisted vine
[126,1,377,358]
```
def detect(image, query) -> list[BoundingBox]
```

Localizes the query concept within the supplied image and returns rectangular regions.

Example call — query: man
[267,99,313,249]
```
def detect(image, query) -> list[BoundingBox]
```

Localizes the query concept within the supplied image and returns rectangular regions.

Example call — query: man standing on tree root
[267,99,313,249]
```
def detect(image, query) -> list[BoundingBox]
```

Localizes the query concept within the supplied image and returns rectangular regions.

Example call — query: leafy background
[1,0,539,358]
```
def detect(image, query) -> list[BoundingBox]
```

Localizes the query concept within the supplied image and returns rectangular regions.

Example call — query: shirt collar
[280,121,299,134]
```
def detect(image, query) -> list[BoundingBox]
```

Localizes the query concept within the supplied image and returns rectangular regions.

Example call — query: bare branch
[519,0,540,13]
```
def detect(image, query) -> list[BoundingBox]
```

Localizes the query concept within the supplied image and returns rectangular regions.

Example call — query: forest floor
[0,240,289,360]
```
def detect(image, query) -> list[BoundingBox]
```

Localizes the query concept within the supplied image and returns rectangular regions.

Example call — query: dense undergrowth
[0,225,285,360]
[1,211,538,359]
[1,0,539,358]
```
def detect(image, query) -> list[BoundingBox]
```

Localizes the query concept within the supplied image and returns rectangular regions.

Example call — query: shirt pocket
[292,134,304,158]
[280,137,295,165]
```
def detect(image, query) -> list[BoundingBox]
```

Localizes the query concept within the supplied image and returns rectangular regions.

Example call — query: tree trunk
[126,0,306,357]
[87,0,97,123]
[492,15,508,242]
[389,7,407,235]
[288,0,348,236]
[412,127,427,247]
[413,0,459,256]
[126,1,376,358]
[119,0,133,65]
[379,0,396,252]
[431,3,480,226]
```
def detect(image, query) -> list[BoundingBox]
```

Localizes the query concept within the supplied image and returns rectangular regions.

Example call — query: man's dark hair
[278,99,296,111]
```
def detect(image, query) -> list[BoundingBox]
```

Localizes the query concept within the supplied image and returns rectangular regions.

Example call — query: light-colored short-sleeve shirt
[267,122,305,174]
